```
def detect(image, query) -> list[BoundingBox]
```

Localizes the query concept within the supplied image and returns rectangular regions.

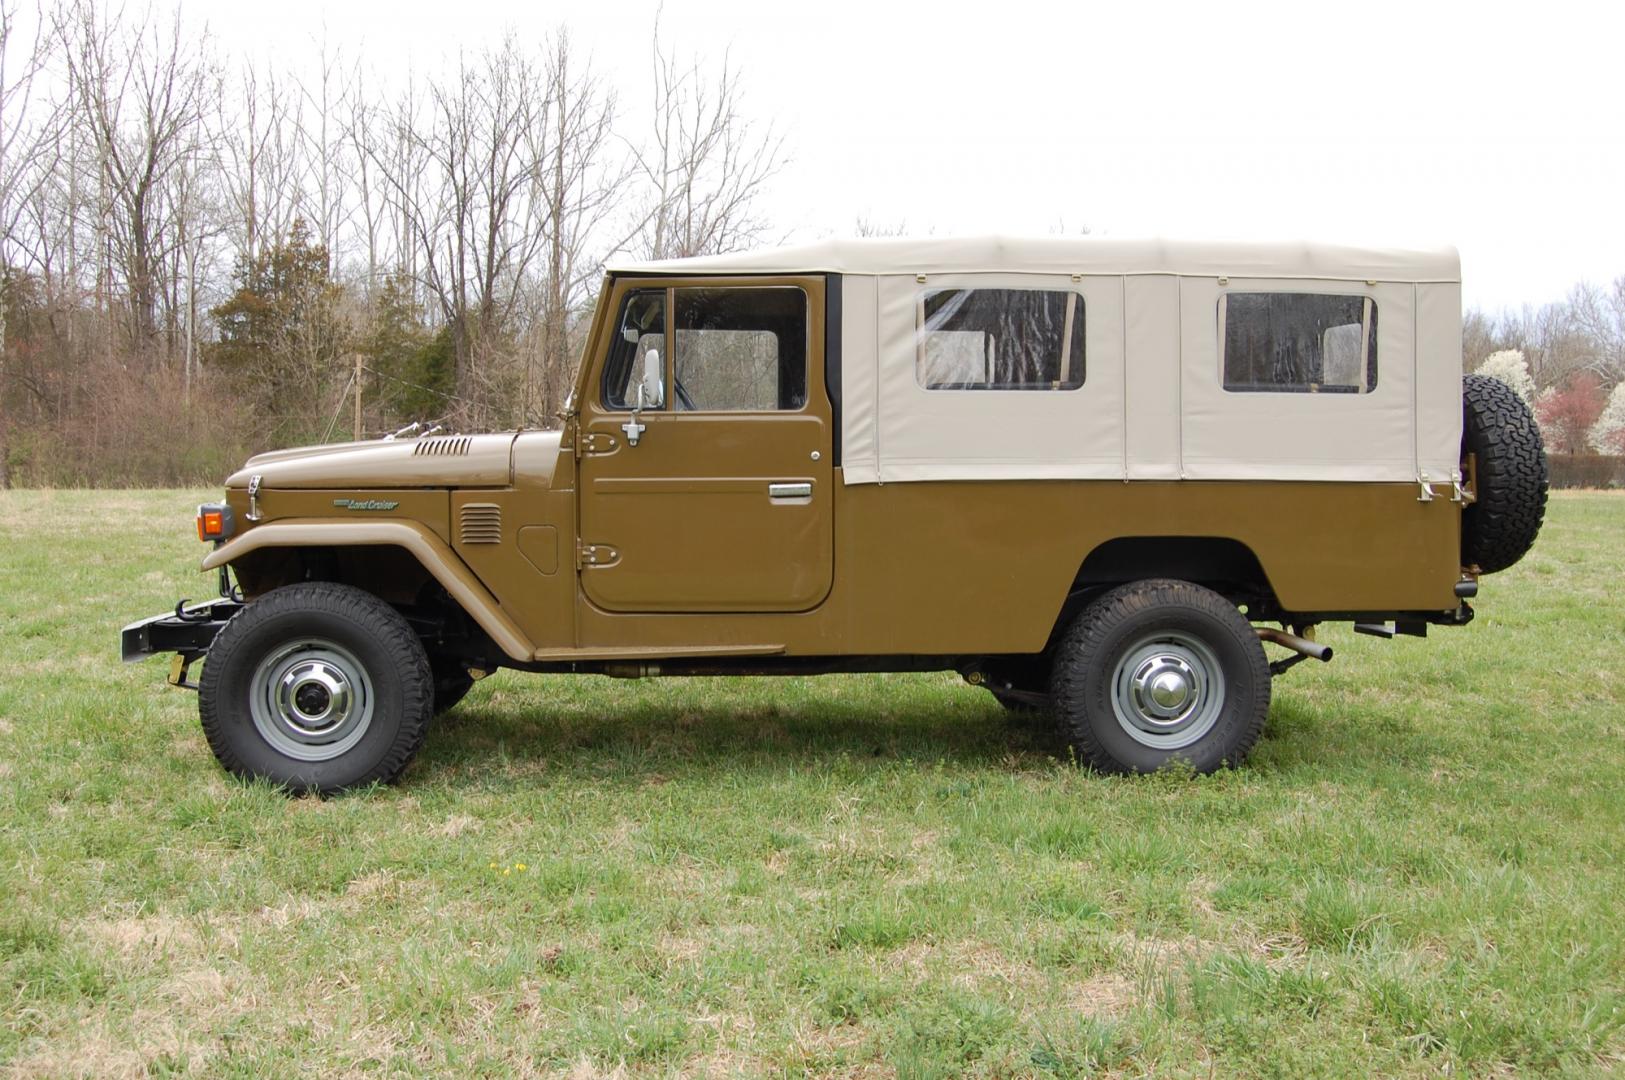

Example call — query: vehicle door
[577,276,833,613]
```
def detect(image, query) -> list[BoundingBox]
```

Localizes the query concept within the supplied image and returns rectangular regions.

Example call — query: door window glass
[673,288,807,411]
[602,289,666,410]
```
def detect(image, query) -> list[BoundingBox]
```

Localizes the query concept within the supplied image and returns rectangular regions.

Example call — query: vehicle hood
[225,432,531,489]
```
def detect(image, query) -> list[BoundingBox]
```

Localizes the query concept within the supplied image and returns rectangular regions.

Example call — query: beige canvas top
[609,235,1461,284]
[609,236,1464,488]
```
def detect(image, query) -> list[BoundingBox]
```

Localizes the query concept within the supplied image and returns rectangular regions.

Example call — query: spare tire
[1461,373,1548,574]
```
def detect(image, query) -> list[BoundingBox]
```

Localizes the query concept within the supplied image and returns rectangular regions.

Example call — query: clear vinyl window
[916,288,1085,391]
[1221,292,1378,394]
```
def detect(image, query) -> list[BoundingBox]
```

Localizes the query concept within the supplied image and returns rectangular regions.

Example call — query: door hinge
[577,542,620,569]
[579,431,618,455]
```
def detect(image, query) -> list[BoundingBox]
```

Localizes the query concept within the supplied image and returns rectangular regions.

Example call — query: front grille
[414,436,472,457]
[459,503,502,544]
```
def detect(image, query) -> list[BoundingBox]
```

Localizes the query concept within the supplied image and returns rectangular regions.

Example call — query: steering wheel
[674,377,697,411]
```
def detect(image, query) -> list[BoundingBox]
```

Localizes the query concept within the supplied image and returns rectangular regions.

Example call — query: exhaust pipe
[602,662,661,679]
[1256,627,1333,663]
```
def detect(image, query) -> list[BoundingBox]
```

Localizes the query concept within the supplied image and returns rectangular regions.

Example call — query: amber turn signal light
[195,504,235,543]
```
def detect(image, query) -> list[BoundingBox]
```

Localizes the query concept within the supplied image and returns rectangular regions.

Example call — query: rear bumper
[120,599,245,663]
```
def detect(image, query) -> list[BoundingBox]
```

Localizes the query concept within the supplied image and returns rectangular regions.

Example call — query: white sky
[196,0,1623,312]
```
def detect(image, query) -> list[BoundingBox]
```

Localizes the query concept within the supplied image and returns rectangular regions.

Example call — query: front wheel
[198,582,435,795]
[1050,579,1270,774]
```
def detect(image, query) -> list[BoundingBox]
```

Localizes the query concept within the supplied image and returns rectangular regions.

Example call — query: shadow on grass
[409,677,1427,791]
[413,679,1067,785]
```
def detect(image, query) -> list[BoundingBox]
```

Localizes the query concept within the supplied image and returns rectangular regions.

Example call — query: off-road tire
[431,657,476,716]
[1461,373,1548,574]
[1050,579,1270,774]
[198,582,434,795]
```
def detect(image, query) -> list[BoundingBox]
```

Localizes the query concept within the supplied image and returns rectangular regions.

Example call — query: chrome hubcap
[1133,656,1198,724]
[1112,631,1225,749]
[249,639,374,762]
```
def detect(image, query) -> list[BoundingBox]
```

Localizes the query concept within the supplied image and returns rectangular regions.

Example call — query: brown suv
[123,237,1548,792]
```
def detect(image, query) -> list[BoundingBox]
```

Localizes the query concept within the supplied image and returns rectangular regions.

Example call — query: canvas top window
[1221,292,1377,394]
[916,288,1085,391]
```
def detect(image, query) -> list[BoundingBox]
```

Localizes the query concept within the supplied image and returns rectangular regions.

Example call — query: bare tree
[0,0,57,488]
[345,62,387,302]
[627,25,784,261]
[220,59,302,272]
[377,38,556,424]
[1461,307,1497,373]
[852,216,913,238]
[164,144,223,403]
[297,36,353,258]
[62,0,217,360]
[0,9,796,482]
[1566,277,1625,382]
[529,31,621,424]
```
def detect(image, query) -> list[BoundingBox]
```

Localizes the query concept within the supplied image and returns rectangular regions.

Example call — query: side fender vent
[414,436,472,457]
[459,503,503,545]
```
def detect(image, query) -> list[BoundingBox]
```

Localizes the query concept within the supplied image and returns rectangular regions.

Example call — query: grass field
[1,490,1622,1077]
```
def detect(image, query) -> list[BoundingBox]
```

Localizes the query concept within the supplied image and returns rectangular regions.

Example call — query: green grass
[1,490,1623,1077]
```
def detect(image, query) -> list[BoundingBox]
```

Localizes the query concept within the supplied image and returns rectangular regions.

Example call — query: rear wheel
[1050,579,1269,774]
[198,582,434,795]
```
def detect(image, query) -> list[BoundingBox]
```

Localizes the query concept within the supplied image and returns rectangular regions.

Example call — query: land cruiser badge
[332,498,400,511]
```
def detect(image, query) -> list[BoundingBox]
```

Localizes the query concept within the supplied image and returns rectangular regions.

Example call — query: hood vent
[414,436,472,457]
[459,503,503,545]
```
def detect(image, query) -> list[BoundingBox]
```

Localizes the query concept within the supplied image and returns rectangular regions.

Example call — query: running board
[531,643,786,662]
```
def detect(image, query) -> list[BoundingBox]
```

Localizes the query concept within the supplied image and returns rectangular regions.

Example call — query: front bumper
[120,599,244,664]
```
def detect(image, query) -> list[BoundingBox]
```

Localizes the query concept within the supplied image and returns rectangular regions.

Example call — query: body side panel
[220,489,453,543]
[450,487,579,652]
[555,476,1461,657]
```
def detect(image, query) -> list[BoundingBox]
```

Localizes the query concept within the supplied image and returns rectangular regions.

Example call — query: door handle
[768,482,813,499]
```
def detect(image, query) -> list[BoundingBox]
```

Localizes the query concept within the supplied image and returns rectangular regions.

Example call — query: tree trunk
[0,285,10,490]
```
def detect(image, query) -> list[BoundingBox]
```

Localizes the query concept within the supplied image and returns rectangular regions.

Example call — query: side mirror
[640,348,664,409]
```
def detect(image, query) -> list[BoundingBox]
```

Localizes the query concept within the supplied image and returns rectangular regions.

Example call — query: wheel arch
[1074,536,1278,607]
[201,521,534,662]
[1043,536,1280,647]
